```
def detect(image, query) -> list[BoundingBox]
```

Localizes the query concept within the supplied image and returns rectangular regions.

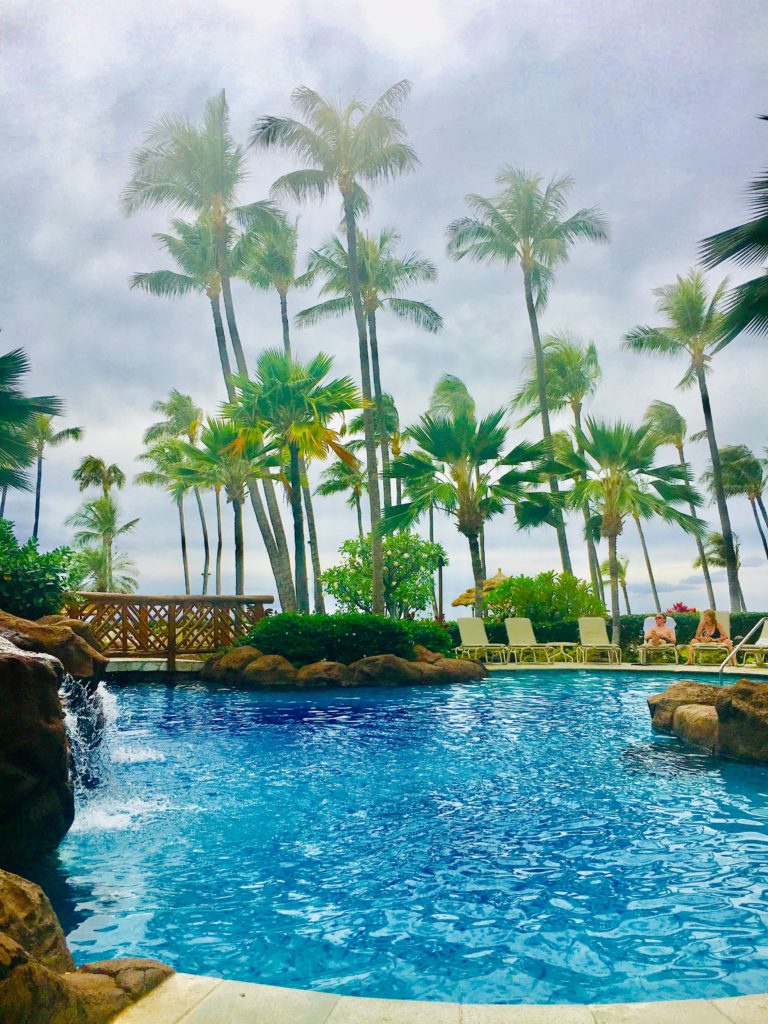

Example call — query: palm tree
[600,555,631,614]
[643,400,716,608]
[566,419,703,644]
[227,350,362,613]
[73,545,138,594]
[383,406,548,617]
[624,270,744,611]
[23,414,83,540]
[511,331,604,597]
[705,445,768,561]
[144,390,211,593]
[297,229,442,506]
[628,493,662,613]
[65,495,139,592]
[135,440,194,594]
[316,460,367,544]
[73,456,126,497]
[446,168,609,573]
[251,80,418,614]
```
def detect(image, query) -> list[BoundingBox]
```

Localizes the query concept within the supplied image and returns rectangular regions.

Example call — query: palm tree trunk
[215,488,223,595]
[301,473,325,614]
[633,514,661,612]
[247,487,295,609]
[209,294,234,400]
[750,497,768,560]
[289,443,310,613]
[677,442,716,609]
[178,498,190,595]
[467,531,485,618]
[279,291,291,354]
[343,194,384,614]
[522,269,572,574]
[366,311,392,509]
[573,405,602,599]
[233,498,244,595]
[695,366,743,611]
[194,487,210,594]
[355,494,364,544]
[607,532,621,645]
[479,527,487,580]
[220,275,248,376]
[621,580,631,615]
[0,485,7,518]
[758,494,768,533]
[32,451,43,540]
[261,479,296,608]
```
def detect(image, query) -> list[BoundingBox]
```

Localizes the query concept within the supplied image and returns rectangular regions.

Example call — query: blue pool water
[43,672,768,1004]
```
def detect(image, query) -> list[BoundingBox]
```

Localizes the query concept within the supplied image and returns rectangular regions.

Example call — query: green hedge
[242,613,453,667]
[0,519,76,619]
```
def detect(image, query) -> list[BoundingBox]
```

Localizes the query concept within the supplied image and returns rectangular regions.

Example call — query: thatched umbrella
[452,568,508,608]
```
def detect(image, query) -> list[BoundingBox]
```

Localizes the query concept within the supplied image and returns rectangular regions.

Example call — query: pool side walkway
[113,973,768,1023]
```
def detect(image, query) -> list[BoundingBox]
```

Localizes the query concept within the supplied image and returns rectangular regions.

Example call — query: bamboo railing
[65,593,274,670]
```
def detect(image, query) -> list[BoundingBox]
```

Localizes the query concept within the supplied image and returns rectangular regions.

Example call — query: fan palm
[23,414,83,540]
[600,555,631,614]
[643,400,716,607]
[65,495,139,593]
[566,419,703,644]
[624,270,744,610]
[135,440,194,594]
[511,331,604,596]
[227,350,362,612]
[316,460,367,544]
[446,168,609,573]
[297,229,441,506]
[73,456,125,497]
[251,80,418,614]
[704,445,768,561]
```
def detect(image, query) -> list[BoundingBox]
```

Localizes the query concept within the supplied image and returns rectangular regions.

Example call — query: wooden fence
[65,593,274,669]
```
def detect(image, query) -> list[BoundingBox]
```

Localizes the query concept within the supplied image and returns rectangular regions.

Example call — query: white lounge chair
[684,611,732,665]
[738,619,768,666]
[578,617,622,664]
[638,615,678,664]
[455,618,509,664]
[504,618,551,663]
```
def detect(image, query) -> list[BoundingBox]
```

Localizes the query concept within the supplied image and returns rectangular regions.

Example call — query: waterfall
[60,676,115,799]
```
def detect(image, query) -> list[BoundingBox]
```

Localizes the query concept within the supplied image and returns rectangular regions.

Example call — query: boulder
[0,609,107,680]
[37,616,104,654]
[672,704,719,753]
[427,657,488,683]
[0,872,73,972]
[0,644,74,863]
[716,680,768,763]
[200,645,264,682]
[647,681,721,733]
[296,661,352,688]
[350,654,424,687]
[240,654,297,687]
[413,645,444,664]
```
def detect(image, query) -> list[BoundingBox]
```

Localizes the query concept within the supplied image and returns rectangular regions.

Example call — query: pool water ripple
[37,671,768,1004]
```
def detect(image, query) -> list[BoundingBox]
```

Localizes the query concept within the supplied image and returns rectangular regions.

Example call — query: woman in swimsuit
[686,608,733,664]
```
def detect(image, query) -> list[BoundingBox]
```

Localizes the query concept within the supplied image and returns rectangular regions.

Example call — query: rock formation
[0,609,107,681]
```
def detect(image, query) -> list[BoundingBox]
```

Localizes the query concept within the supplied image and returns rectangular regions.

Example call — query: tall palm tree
[511,331,603,596]
[705,444,768,561]
[65,495,139,592]
[144,390,211,593]
[446,168,609,573]
[135,440,194,594]
[73,545,138,594]
[251,81,418,614]
[297,229,442,506]
[383,407,548,617]
[316,460,367,543]
[600,555,631,614]
[566,419,702,644]
[24,414,83,540]
[643,399,716,607]
[73,456,126,497]
[227,350,362,613]
[628,493,662,613]
[624,270,743,610]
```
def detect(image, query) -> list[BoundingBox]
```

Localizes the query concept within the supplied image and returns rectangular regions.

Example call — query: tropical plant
[643,399,716,608]
[226,350,362,612]
[704,444,768,561]
[511,331,603,596]
[71,545,138,594]
[65,495,139,593]
[315,459,367,543]
[322,532,447,618]
[135,440,194,594]
[251,80,418,614]
[565,419,702,644]
[446,167,609,572]
[600,556,632,614]
[0,519,78,618]
[383,404,549,617]
[624,269,743,610]
[297,228,441,506]
[23,414,83,540]
[485,570,604,625]
[73,456,126,497]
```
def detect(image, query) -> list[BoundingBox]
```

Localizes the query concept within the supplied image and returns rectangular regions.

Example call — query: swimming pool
[40,671,768,1005]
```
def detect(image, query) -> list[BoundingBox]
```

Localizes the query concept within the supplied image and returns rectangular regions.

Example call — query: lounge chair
[577,617,622,664]
[504,618,551,663]
[638,615,678,664]
[683,611,732,666]
[455,618,510,664]
[737,619,768,667]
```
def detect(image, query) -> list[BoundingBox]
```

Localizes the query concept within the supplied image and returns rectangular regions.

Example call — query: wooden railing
[65,593,274,670]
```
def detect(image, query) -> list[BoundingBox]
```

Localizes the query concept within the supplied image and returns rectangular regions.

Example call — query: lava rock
[413,645,444,664]
[296,661,352,687]
[349,654,425,686]
[37,616,104,654]
[240,654,297,686]
[647,681,721,733]
[716,680,768,763]
[0,609,107,680]
[200,645,264,681]
[0,871,73,972]
[671,704,719,753]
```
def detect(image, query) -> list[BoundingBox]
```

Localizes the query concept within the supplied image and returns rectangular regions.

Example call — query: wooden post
[167,600,177,672]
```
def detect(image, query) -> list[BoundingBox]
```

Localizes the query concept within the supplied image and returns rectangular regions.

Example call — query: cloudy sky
[3,0,767,613]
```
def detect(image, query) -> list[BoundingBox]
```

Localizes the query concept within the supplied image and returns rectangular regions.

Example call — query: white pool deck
[113,973,768,1023]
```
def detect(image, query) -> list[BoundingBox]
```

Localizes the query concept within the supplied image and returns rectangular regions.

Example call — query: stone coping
[113,973,768,1023]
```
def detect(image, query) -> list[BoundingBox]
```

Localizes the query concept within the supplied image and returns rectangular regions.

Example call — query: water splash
[60,677,117,797]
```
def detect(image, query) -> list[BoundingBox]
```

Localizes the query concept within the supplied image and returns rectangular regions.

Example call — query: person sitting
[645,614,676,646]
[686,608,733,664]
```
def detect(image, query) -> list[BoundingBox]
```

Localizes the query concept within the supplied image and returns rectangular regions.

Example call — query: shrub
[403,619,454,657]
[667,601,698,614]
[0,518,77,619]
[486,571,605,626]
[243,612,417,667]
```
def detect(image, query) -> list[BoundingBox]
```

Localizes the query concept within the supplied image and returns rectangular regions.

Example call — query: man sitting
[645,613,676,646]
